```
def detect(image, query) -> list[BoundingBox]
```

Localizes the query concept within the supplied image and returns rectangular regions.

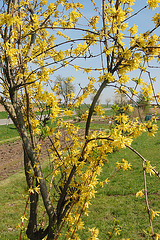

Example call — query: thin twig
[142,161,154,239]
[41,174,55,229]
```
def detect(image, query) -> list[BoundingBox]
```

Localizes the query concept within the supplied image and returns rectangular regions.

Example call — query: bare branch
[142,161,155,239]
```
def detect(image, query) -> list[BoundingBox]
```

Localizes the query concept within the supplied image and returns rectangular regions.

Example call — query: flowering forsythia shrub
[0,0,160,239]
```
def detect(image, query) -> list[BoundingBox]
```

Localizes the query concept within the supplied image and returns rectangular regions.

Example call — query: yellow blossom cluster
[147,0,160,10]
[116,159,132,171]
[136,189,144,198]
[145,161,156,176]
[1,0,160,239]
[94,105,105,116]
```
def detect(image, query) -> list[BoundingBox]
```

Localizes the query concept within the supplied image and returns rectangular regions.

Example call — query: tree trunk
[24,150,39,239]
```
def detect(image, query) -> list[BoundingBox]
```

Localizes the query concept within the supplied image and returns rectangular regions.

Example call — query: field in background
[0,105,160,239]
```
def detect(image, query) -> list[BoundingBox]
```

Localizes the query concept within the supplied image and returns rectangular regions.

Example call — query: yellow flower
[34,185,40,193]
[33,128,40,135]
[129,24,138,34]
[47,3,56,13]
[36,176,42,183]
[115,227,121,236]
[27,169,33,175]
[151,209,160,219]
[147,0,160,10]
[28,187,34,194]
[155,233,160,240]
[116,159,132,171]
[94,105,105,116]
[145,161,156,176]
[21,215,28,223]
[40,0,47,5]
[115,114,129,124]
[128,105,134,112]
[88,227,99,240]
[118,74,130,84]
[136,189,144,198]
[99,178,110,187]
[73,65,81,71]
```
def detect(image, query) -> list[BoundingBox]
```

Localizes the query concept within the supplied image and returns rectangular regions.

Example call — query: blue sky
[51,1,160,103]
[0,0,159,104]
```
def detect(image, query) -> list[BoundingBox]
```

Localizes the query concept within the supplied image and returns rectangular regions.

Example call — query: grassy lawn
[0,171,27,240]
[0,113,160,239]
[0,110,48,119]
[0,124,20,144]
[0,111,8,119]
[82,126,160,239]
[0,107,113,143]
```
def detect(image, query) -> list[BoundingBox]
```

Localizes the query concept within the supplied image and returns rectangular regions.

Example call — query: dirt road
[0,139,53,181]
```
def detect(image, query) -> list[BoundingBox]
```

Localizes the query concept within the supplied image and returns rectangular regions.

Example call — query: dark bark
[85,80,108,137]
[47,218,57,240]
[26,192,39,240]
[23,149,39,240]
[56,165,76,226]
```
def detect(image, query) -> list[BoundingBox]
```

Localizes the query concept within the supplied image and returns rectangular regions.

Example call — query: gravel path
[0,118,13,125]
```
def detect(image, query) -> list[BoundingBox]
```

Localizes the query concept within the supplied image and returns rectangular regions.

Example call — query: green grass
[80,122,160,239]
[0,163,53,240]
[104,107,114,116]
[0,106,113,143]
[0,170,28,240]
[0,124,20,144]
[0,111,8,119]
[1,125,160,239]
[0,117,160,239]
[0,110,48,119]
